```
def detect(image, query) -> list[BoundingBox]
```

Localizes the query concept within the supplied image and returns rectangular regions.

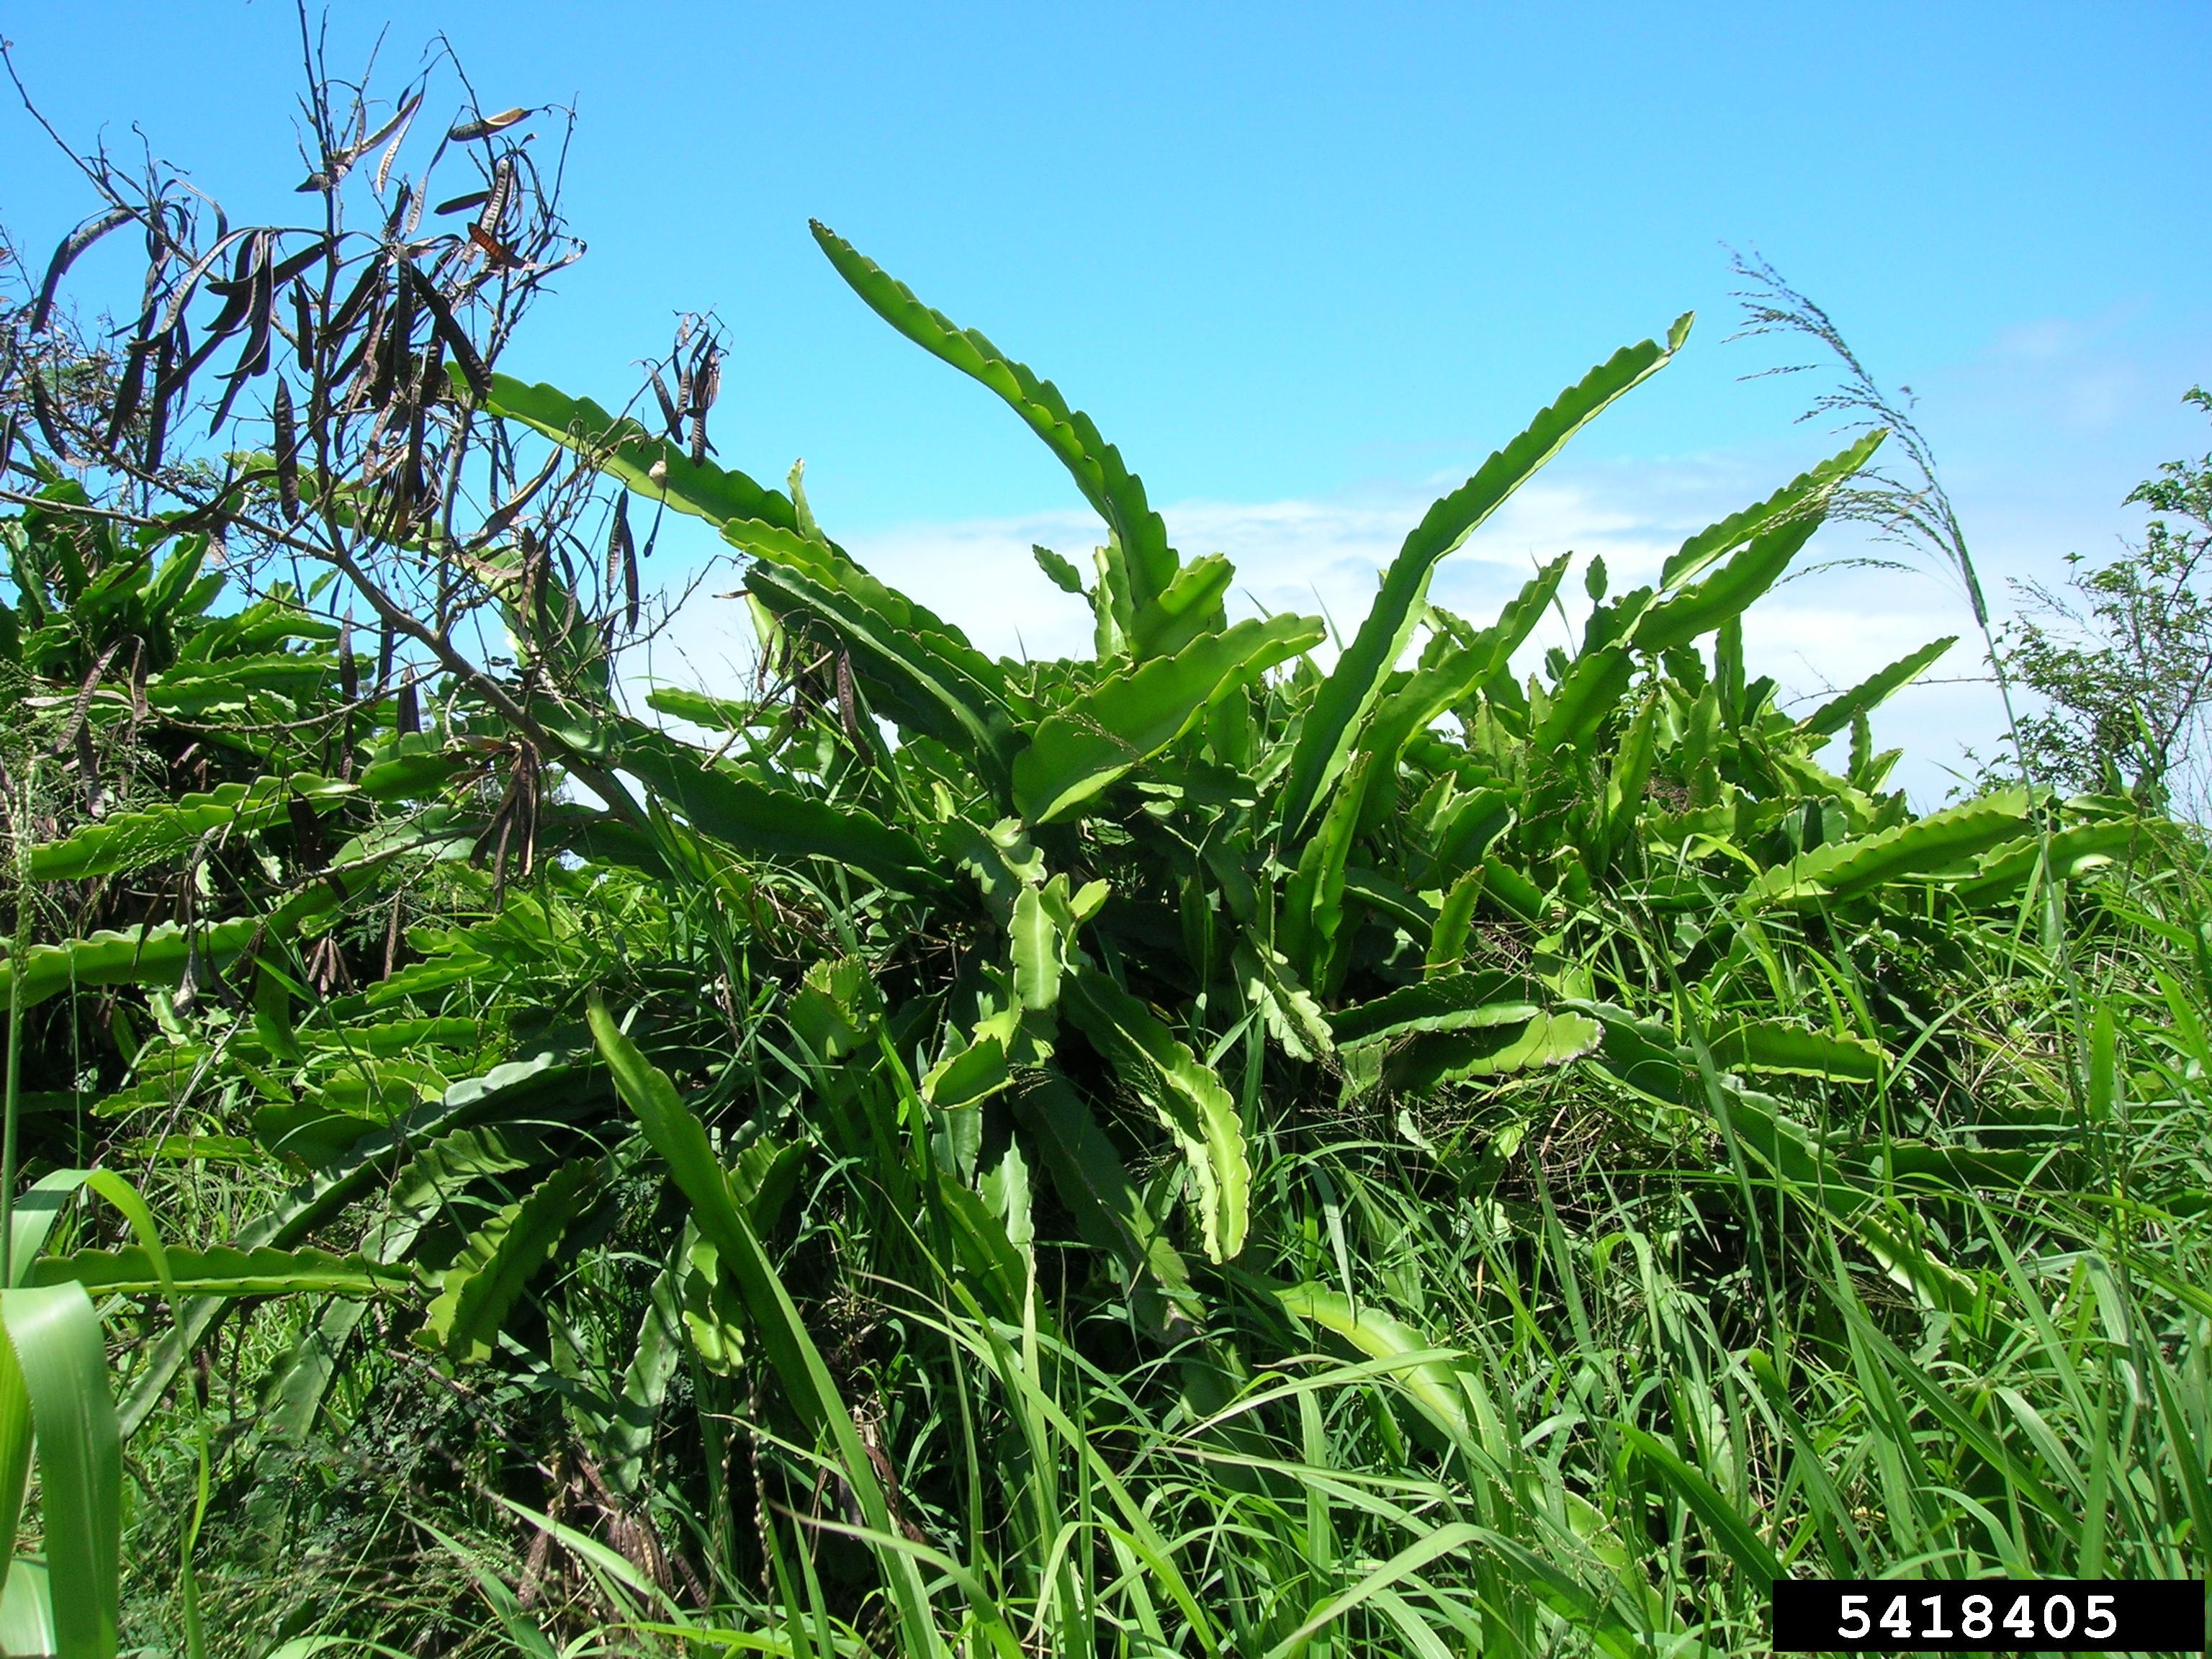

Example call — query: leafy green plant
[2004,387,2212,809]
[2,43,2205,1658]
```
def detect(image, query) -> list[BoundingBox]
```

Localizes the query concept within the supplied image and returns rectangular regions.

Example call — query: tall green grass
[98,856,2203,1659]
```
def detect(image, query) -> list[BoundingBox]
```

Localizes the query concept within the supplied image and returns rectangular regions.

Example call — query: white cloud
[635,454,2007,809]
[1990,317,2090,363]
[621,301,2212,814]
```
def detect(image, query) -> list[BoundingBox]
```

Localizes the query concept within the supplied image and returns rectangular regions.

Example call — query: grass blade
[0,1284,120,1659]
[587,996,945,1655]
[1278,319,1686,837]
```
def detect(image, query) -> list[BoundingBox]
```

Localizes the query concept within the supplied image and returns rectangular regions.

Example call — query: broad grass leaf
[9,1171,92,1286]
[1824,1291,2078,1537]
[1012,1074,1204,1338]
[1708,1021,1884,1085]
[1743,789,2032,906]
[1279,321,1685,837]
[811,222,1179,616]
[1012,613,1323,824]
[1632,513,1821,657]
[1258,1521,1483,1659]
[0,1343,25,1591]
[1061,971,1250,1262]
[29,1244,412,1299]
[0,1563,54,1659]
[1661,431,1883,588]
[931,1178,1033,1328]
[1618,1423,1784,1584]
[0,1284,120,1659]
[586,998,943,1652]
[1799,635,1956,738]
[419,1160,601,1365]
[1579,1005,1977,1307]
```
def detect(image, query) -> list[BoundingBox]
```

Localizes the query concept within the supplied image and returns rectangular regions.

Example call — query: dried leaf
[338,616,359,705]
[272,377,301,520]
[76,721,106,821]
[649,369,682,440]
[372,96,420,195]
[31,206,135,333]
[105,337,153,451]
[477,159,515,239]
[289,281,315,374]
[607,497,637,633]
[835,650,873,763]
[467,223,518,269]
[447,107,531,143]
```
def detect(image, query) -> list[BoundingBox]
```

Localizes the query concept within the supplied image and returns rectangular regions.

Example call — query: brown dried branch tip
[4,19,589,558]
[1,2,720,837]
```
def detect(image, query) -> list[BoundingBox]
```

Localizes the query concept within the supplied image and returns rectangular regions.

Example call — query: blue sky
[6,3,2208,796]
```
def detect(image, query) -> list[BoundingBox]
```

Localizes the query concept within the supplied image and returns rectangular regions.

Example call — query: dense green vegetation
[1,48,2208,1659]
